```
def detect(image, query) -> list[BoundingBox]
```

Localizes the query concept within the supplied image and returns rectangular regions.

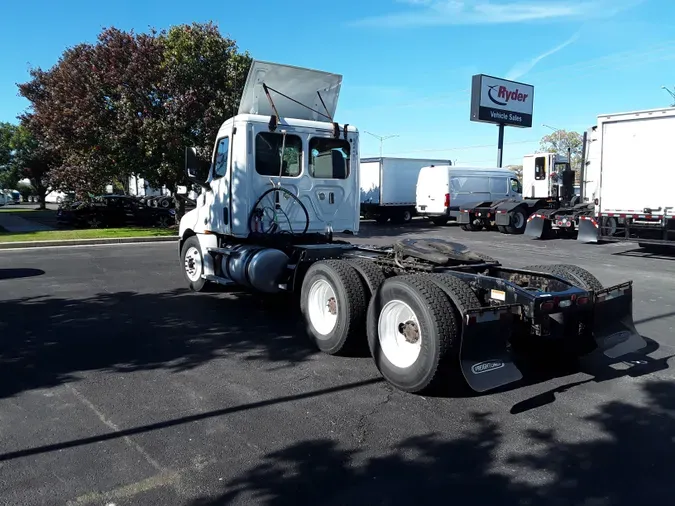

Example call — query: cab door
[207,134,232,235]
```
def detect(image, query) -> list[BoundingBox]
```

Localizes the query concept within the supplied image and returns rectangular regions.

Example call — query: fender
[493,198,527,214]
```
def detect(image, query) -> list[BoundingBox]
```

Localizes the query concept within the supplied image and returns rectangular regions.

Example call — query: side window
[255,132,302,177]
[309,138,350,179]
[212,137,230,179]
[489,177,508,194]
[534,156,546,180]
[510,178,522,194]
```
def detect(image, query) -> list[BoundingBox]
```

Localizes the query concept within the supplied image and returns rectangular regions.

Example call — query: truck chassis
[180,232,645,395]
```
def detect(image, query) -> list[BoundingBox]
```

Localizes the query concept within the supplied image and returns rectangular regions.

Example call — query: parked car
[57,195,175,228]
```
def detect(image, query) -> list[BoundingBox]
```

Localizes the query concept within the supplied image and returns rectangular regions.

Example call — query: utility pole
[364,131,400,158]
[662,86,675,107]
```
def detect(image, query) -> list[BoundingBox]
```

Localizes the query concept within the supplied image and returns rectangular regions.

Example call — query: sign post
[470,74,534,167]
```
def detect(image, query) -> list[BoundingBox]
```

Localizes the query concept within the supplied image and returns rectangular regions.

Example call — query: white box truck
[578,107,675,248]
[360,157,451,224]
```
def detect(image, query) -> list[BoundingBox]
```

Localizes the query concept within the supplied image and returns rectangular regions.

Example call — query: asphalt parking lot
[1,221,675,506]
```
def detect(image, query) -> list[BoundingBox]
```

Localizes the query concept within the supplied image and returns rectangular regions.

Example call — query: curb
[0,235,179,250]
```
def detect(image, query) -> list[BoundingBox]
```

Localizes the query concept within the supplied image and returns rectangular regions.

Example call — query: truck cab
[179,61,360,243]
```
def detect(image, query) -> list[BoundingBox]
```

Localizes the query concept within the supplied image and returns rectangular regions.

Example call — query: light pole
[364,131,400,158]
[662,86,675,106]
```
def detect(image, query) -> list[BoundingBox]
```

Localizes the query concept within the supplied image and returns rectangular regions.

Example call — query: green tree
[17,22,252,218]
[506,164,523,181]
[0,122,20,189]
[9,123,58,209]
[538,130,583,184]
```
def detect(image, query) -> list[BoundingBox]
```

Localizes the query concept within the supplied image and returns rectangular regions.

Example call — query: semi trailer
[177,60,645,395]
[360,157,451,224]
[576,107,675,248]
[458,152,574,234]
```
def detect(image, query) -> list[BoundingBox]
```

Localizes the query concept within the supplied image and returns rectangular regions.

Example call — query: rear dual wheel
[301,259,385,356]
[367,274,478,393]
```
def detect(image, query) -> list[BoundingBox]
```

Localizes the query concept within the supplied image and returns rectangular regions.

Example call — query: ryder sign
[470,74,534,128]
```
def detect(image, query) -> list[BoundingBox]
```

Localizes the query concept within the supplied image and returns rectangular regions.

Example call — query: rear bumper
[458,281,644,393]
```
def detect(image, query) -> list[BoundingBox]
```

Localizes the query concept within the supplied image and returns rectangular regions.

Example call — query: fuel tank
[221,245,290,293]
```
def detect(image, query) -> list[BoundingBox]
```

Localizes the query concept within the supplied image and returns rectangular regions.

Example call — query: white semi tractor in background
[359,157,451,224]
[177,59,645,395]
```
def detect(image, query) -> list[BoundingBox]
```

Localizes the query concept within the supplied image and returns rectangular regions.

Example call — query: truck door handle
[329,193,334,204]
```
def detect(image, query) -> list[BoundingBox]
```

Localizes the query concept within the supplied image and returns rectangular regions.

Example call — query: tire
[460,223,481,231]
[87,216,102,229]
[401,209,413,223]
[497,225,508,234]
[367,274,458,393]
[301,260,368,356]
[156,215,172,228]
[431,216,448,226]
[504,207,527,234]
[180,236,212,292]
[375,215,389,225]
[346,258,386,297]
[524,264,604,292]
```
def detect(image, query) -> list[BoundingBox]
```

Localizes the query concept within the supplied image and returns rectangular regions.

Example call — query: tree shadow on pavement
[187,379,675,506]
[0,288,312,399]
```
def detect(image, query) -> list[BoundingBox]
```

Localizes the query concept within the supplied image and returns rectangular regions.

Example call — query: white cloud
[505,32,580,80]
[348,0,643,28]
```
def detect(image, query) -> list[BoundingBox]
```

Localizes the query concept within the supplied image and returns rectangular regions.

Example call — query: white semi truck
[577,107,675,248]
[458,152,572,235]
[360,157,451,224]
[177,60,644,395]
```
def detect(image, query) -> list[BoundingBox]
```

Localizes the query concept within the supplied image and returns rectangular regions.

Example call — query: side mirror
[185,147,210,190]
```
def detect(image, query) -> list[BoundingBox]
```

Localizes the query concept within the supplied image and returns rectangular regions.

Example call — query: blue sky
[1,0,673,166]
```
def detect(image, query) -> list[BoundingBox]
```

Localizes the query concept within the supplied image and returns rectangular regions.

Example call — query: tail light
[540,300,556,312]
[576,296,590,306]
[444,193,450,208]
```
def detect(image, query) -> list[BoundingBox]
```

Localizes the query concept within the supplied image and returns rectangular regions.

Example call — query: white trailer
[360,157,451,224]
[578,107,675,248]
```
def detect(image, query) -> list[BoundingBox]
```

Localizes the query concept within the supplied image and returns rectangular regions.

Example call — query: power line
[361,138,539,158]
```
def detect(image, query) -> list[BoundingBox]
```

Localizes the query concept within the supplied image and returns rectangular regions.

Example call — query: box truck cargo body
[360,157,451,224]
[578,107,675,247]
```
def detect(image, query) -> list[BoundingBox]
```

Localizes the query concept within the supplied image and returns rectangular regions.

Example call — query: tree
[538,130,583,183]
[506,164,522,181]
[0,122,20,189]
[16,22,252,219]
[9,123,58,209]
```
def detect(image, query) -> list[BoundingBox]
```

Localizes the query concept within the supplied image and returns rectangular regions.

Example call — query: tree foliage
[0,122,19,189]
[538,130,584,174]
[9,123,59,209]
[506,164,523,181]
[16,22,252,209]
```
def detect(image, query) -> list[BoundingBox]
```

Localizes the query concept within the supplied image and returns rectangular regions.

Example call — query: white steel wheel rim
[513,212,525,229]
[307,279,339,337]
[378,299,422,369]
[184,246,203,282]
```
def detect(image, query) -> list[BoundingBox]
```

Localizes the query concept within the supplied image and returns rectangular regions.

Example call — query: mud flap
[577,216,599,243]
[459,306,524,393]
[525,213,548,239]
[593,282,646,358]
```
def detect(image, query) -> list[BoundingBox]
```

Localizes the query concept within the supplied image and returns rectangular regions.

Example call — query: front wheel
[367,275,459,393]
[181,236,211,292]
